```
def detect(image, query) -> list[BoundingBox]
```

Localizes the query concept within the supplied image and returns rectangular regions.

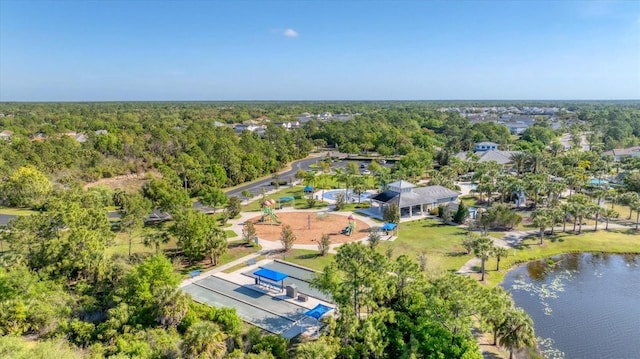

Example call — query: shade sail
[305,304,333,319]
[254,268,289,282]
[279,196,295,202]
[381,223,397,230]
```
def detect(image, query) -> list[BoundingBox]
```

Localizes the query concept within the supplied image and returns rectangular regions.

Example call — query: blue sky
[1,0,638,101]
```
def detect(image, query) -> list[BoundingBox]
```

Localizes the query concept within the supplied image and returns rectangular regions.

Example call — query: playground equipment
[259,199,281,225]
[341,215,356,236]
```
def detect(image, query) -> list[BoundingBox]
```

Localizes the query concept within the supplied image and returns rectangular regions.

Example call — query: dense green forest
[1,101,639,359]
[1,101,639,186]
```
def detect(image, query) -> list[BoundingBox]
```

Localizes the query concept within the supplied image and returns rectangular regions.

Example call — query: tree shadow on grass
[228,241,255,249]
[294,253,319,260]
[446,251,469,257]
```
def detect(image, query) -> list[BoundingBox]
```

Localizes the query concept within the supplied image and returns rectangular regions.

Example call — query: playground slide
[260,207,281,224]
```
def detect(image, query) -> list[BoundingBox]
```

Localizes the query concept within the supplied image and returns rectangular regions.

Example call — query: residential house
[334,113,353,121]
[602,146,640,162]
[474,142,499,152]
[296,112,313,123]
[455,150,521,165]
[273,121,300,129]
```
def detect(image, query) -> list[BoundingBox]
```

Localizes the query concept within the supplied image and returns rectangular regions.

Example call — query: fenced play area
[249,211,370,244]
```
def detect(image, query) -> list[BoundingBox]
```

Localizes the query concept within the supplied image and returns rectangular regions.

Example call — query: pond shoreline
[502,252,640,359]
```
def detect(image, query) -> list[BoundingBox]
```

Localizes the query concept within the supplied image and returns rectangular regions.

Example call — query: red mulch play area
[250,211,370,244]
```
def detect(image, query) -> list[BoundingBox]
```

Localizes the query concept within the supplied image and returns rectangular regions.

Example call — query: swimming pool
[589,178,608,186]
[323,189,373,202]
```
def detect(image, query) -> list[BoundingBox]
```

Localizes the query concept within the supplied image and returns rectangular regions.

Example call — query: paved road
[224,154,329,199]
[0,214,17,226]
[1,154,379,225]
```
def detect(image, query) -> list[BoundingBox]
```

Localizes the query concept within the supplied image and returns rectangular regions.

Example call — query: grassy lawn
[608,202,638,222]
[178,240,262,276]
[341,202,373,212]
[222,254,267,274]
[314,175,377,190]
[0,207,40,216]
[105,225,177,257]
[225,230,238,238]
[218,241,261,265]
[477,228,640,286]
[278,219,474,274]
[378,219,473,275]
[459,195,481,207]
[280,249,335,272]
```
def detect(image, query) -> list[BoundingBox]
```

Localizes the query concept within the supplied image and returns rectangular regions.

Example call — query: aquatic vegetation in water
[511,270,574,316]
[538,337,565,359]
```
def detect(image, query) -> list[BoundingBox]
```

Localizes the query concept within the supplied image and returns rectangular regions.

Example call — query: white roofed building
[367,181,460,219]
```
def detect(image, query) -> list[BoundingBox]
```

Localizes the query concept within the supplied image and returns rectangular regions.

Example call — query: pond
[502,253,640,359]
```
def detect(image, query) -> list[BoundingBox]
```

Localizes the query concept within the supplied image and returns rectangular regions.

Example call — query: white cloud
[283,28,299,38]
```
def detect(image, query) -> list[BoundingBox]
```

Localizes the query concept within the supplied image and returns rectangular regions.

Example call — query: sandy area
[83,170,161,191]
[249,211,370,244]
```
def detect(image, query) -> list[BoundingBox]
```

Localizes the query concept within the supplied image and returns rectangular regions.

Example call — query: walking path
[457,222,631,275]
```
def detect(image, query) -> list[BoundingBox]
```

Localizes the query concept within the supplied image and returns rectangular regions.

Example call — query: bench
[298,294,308,302]
[189,270,201,278]
[246,258,257,266]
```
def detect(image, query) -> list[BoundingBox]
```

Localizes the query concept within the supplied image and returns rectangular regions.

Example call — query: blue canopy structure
[381,223,397,231]
[254,268,288,281]
[254,268,289,291]
[279,196,295,202]
[305,304,333,319]
[304,185,314,192]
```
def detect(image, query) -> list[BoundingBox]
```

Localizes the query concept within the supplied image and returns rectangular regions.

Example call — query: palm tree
[525,151,545,174]
[603,208,619,231]
[568,194,592,234]
[548,205,564,235]
[498,308,537,359]
[592,206,604,231]
[154,286,190,328]
[304,171,317,189]
[182,321,227,359]
[332,168,346,191]
[532,210,550,245]
[143,231,170,255]
[560,202,572,232]
[606,188,618,210]
[630,198,640,230]
[549,141,564,157]
[545,179,567,206]
[374,168,392,191]
[621,192,640,220]
[524,173,546,208]
[473,236,494,281]
[510,152,528,177]
[351,176,368,203]
[494,246,508,271]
